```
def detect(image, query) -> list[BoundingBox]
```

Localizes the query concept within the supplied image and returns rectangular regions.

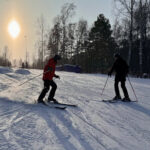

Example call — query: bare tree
[114,0,150,75]
[60,3,76,59]
[47,16,62,57]
[3,46,9,65]
[67,23,76,60]
[114,0,136,65]
[36,15,47,68]
[75,19,88,64]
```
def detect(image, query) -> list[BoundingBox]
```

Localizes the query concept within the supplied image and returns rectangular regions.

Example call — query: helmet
[54,54,61,60]
[114,53,120,58]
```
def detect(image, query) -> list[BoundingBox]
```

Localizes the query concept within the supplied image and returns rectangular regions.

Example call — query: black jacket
[109,57,129,78]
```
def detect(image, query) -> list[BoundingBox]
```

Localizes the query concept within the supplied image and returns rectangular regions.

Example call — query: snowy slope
[0,66,150,150]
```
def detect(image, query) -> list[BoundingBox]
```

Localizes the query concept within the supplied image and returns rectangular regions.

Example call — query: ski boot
[122,97,131,102]
[48,98,59,104]
[37,99,45,104]
[113,95,121,101]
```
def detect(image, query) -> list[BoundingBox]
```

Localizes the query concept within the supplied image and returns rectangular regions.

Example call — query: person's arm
[47,66,53,72]
[43,66,53,74]
[108,62,115,76]
[125,62,129,76]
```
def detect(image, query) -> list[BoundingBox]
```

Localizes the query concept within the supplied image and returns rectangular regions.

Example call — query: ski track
[0,67,150,150]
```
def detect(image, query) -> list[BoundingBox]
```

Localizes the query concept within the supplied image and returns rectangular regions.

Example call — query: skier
[37,54,61,104]
[108,53,131,101]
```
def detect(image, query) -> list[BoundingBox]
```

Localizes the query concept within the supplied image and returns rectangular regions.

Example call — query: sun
[8,20,21,39]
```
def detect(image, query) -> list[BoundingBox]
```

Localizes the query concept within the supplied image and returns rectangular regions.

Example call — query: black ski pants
[38,80,57,102]
[114,77,129,98]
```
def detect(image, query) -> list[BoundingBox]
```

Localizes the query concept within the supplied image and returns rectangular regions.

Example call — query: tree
[67,23,76,61]
[75,19,88,65]
[60,3,76,61]
[138,0,149,75]
[47,3,76,64]
[0,45,11,67]
[36,15,48,68]
[113,0,150,76]
[114,0,136,66]
[3,46,9,66]
[47,16,62,57]
[87,14,117,73]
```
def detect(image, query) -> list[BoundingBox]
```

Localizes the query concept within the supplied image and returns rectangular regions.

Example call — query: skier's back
[108,53,130,101]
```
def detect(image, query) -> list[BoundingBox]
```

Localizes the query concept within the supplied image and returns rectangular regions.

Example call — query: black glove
[55,75,60,79]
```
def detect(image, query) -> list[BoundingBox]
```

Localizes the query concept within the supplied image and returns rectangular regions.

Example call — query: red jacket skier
[37,55,61,104]
[43,58,57,80]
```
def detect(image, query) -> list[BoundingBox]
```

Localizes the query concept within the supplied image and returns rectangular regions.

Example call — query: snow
[0,66,150,150]
[0,66,13,74]
[15,69,31,75]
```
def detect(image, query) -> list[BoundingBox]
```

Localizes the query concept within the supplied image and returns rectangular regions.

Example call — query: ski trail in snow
[32,106,80,150]
[50,110,94,150]
[69,108,130,150]
[0,68,150,150]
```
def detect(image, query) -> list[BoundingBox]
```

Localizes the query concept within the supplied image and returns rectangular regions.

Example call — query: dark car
[56,64,82,73]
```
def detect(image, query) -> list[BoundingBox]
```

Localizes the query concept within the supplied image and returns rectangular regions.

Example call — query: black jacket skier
[108,53,130,101]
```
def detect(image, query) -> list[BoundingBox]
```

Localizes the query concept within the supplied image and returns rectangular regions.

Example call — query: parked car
[56,64,82,73]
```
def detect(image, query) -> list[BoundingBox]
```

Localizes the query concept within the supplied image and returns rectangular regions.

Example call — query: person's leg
[38,80,50,102]
[114,78,121,99]
[121,80,129,99]
[48,80,57,100]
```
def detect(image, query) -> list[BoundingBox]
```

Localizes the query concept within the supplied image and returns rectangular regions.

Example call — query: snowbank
[15,69,31,75]
[0,66,13,74]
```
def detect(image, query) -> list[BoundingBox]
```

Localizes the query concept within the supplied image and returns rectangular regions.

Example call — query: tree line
[33,3,116,74]
[33,1,150,76]
[1,1,149,77]
[113,0,150,76]
[0,46,11,67]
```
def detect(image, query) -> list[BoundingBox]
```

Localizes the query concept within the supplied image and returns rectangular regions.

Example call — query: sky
[0,0,114,63]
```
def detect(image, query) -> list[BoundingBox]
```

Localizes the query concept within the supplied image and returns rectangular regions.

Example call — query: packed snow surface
[0,66,150,150]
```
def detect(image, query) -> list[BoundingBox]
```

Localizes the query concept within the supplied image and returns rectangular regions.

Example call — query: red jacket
[43,58,56,80]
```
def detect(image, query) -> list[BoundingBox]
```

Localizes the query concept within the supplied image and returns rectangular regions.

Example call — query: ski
[44,99,77,107]
[50,102,77,107]
[102,99,120,103]
[44,102,66,110]
[102,99,137,103]
[36,101,66,110]
[121,100,137,102]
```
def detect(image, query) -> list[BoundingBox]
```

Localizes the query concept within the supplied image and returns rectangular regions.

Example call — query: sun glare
[8,20,20,39]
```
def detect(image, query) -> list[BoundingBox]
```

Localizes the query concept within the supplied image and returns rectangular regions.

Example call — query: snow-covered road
[0,67,150,150]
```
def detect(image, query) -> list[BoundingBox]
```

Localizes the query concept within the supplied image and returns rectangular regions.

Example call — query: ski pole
[101,76,109,96]
[19,70,49,86]
[127,76,138,102]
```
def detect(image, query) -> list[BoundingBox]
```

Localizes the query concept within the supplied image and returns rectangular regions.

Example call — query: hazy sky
[0,0,114,62]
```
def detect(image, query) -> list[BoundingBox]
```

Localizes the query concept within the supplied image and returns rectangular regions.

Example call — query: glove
[55,75,60,79]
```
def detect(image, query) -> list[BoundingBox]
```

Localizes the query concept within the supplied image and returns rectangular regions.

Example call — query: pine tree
[88,14,117,73]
